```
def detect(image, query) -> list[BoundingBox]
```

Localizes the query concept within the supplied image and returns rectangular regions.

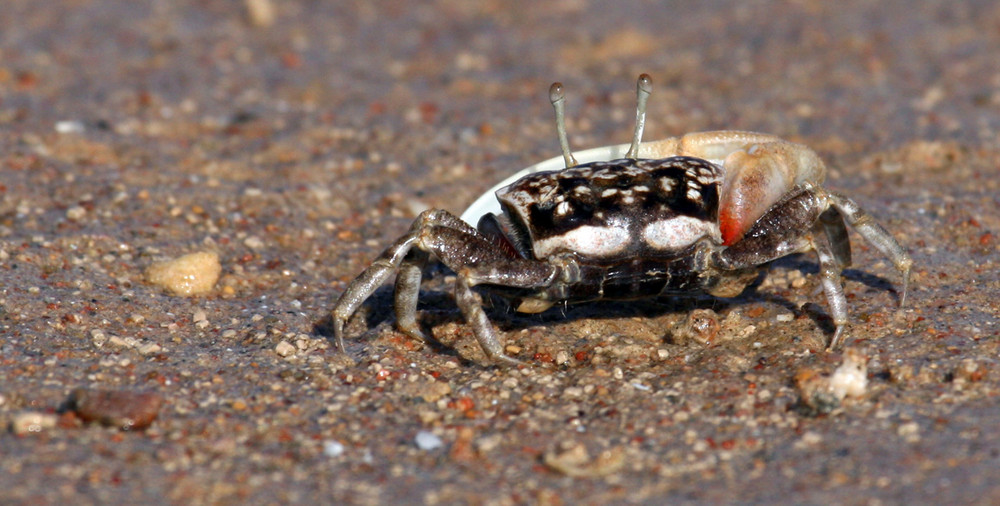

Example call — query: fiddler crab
[331,74,912,366]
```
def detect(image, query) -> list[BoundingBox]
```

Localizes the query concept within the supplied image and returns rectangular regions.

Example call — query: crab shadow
[314,254,902,361]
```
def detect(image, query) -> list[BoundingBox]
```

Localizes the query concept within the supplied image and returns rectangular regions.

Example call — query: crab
[330,74,912,365]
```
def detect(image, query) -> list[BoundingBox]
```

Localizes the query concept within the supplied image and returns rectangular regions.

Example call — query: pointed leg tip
[333,319,348,353]
[827,325,846,351]
[496,355,529,368]
[398,324,429,348]
[898,271,910,309]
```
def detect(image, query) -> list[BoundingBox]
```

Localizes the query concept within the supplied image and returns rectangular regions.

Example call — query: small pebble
[107,335,135,349]
[275,340,296,357]
[245,0,275,27]
[415,430,443,450]
[10,412,58,434]
[323,440,345,457]
[543,442,625,477]
[146,251,221,296]
[67,388,163,430]
[90,329,108,346]
[897,421,921,442]
[671,308,720,345]
[55,120,85,134]
[475,434,502,454]
[829,348,869,399]
[243,235,265,250]
[138,343,163,355]
[66,206,87,221]
[952,358,986,383]
[416,379,451,403]
[796,431,823,448]
[795,348,870,415]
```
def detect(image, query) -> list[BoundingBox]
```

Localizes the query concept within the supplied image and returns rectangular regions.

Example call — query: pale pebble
[146,251,221,296]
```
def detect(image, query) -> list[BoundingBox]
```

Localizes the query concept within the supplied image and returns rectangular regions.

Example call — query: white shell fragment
[795,348,870,415]
[828,348,869,399]
[415,430,444,450]
[323,440,345,457]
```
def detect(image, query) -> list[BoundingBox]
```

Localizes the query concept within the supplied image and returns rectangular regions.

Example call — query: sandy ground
[1,0,999,503]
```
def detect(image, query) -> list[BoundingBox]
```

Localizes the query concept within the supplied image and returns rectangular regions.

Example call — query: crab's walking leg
[826,192,912,307]
[716,187,911,349]
[818,205,852,268]
[394,250,428,343]
[419,224,558,364]
[454,276,525,366]
[715,189,848,348]
[332,209,467,351]
[421,207,481,236]
[332,209,557,365]
[811,210,852,349]
[332,234,420,352]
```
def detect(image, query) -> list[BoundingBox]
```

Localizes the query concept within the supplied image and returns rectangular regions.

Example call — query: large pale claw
[718,142,827,245]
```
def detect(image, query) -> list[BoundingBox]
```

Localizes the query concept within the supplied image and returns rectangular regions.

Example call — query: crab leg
[331,209,557,364]
[818,205,852,268]
[810,211,851,349]
[393,250,428,342]
[826,192,912,306]
[716,187,910,348]
[454,276,525,366]
[331,234,420,352]
[422,226,560,365]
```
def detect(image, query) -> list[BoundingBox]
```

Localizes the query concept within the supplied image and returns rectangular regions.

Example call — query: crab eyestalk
[625,73,653,159]
[549,82,578,168]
